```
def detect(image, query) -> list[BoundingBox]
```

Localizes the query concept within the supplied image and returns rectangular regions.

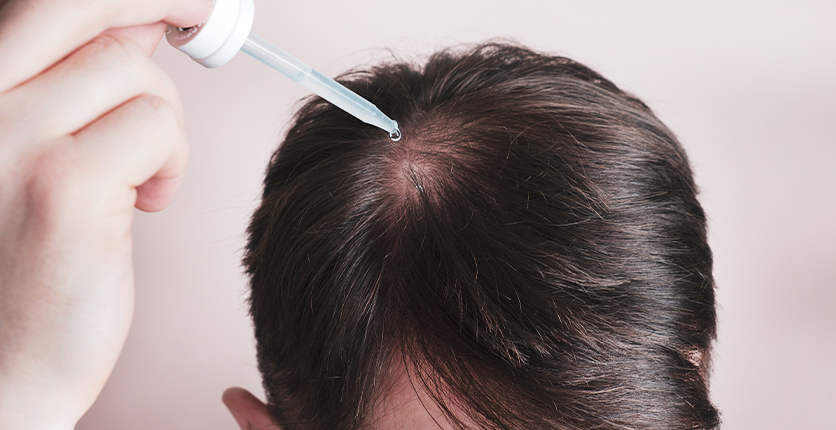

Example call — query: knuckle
[75,34,185,123]
[131,94,181,129]
[81,36,184,123]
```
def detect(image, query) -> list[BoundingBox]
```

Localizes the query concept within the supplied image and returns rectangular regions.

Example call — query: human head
[237,42,718,429]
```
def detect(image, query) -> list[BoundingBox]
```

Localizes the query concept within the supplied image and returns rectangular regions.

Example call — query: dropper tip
[389,121,402,142]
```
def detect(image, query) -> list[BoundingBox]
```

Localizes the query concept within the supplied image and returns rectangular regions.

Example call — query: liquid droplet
[390,127,402,142]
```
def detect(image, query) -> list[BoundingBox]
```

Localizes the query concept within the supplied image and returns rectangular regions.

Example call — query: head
[231,42,718,429]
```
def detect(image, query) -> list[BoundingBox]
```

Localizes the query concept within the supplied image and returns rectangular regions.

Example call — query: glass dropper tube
[166,0,400,141]
[240,34,400,140]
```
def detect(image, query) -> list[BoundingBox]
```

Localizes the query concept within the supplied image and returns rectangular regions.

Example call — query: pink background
[77,1,836,429]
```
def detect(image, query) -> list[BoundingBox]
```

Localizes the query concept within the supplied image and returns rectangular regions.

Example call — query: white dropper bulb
[166,0,401,140]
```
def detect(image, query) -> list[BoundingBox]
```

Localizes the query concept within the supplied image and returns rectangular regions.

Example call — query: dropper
[166,0,401,141]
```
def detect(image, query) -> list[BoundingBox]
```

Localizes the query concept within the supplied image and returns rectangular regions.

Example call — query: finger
[134,150,188,212]
[0,0,213,93]
[5,32,183,143]
[72,94,189,209]
[103,22,168,57]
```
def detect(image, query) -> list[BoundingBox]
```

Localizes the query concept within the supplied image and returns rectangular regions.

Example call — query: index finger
[0,0,212,93]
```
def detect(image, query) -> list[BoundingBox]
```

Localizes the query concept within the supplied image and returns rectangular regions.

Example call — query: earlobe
[222,387,282,430]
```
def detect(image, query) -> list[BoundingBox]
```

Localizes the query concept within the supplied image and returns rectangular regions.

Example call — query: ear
[223,387,283,430]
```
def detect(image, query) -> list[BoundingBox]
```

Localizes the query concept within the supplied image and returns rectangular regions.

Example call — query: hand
[0,0,211,428]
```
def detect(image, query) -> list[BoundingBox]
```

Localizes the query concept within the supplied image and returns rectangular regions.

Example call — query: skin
[0,0,453,427]
[223,360,458,430]
[0,0,210,428]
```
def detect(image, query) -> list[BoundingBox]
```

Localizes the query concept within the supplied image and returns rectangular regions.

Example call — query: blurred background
[77,1,835,429]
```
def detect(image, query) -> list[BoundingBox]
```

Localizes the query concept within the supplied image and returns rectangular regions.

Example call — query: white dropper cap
[166,0,254,68]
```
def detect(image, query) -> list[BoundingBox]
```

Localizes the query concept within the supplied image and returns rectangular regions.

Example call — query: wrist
[0,371,89,430]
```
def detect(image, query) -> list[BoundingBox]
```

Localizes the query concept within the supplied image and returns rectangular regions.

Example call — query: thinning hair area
[244,42,719,430]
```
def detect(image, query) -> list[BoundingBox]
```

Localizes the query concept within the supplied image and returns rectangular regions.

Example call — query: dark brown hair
[244,42,719,429]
